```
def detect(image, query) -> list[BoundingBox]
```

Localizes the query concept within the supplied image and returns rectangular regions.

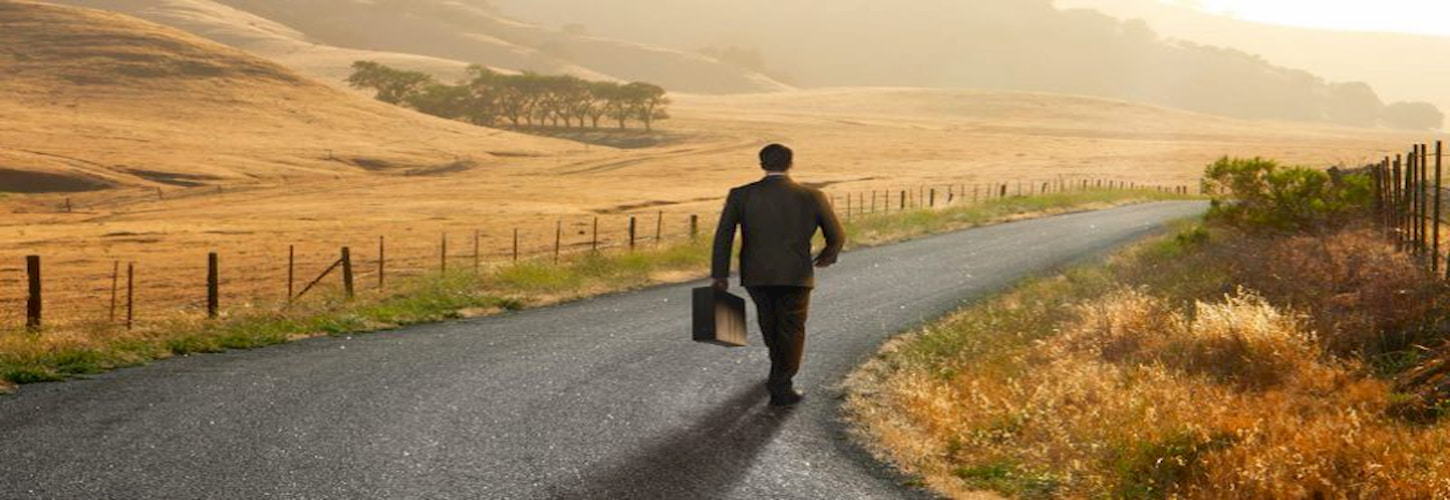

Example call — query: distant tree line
[347,61,671,130]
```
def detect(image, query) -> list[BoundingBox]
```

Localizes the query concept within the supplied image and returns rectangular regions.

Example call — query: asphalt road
[0,201,1205,499]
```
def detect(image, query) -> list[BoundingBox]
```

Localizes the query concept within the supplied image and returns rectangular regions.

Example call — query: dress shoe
[769,389,804,407]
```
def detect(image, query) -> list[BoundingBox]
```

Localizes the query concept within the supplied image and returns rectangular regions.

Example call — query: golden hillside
[0,0,575,193]
[41,0,790,94]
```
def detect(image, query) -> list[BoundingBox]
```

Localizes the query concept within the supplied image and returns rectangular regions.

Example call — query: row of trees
[347,61,671,130]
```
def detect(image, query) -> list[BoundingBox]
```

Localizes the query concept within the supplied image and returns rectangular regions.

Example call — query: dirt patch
[595,196,718,215]
[800,177,886,190]
[487,151,545,158]
[404,160,476,177]
[345,157,400,172]
[519,128,695,149]
[124,168,221,187]
[0,167,111,193]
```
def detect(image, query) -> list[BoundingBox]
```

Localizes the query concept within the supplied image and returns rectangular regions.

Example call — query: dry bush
[1062,288,1326,390]
[1215,227,1447,358]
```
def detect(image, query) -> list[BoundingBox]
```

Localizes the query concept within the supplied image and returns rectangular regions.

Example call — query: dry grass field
[0,1,1441,329]
[845,225,1450,498]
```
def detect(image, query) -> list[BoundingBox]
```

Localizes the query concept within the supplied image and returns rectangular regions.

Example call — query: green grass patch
[953,461,1062,499]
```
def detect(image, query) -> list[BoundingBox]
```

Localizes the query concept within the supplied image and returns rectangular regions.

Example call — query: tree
[405,83,470,120]
[586,81,618,128]
[604,82,635,129]
[1384,102,1445,131]
[460,65,503,126]
[496,72,548,127]
[346,61,434,105]
[626,82,670,131]
[347,60,671,131]
[556,76,596,128]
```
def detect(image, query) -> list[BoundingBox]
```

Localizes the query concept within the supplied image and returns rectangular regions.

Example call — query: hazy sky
[1180,0,1450,36]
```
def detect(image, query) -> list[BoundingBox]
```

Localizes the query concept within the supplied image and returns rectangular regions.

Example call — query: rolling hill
[43,0,791,94]
[42,0,493,84]
[1054,0,1450,118]
[0,0,574,193]
[484,0,1437,128]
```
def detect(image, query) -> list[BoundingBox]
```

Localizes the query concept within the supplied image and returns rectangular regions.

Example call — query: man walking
[712,144,846,407]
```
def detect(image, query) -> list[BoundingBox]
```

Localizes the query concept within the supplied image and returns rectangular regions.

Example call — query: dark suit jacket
[711,175,846,288]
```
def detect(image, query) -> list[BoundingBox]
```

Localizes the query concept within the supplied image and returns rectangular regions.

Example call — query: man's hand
[712,278,730,291]
[813,254,837,268]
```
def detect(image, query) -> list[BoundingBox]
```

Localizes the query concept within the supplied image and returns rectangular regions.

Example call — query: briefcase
[692,287,748,347]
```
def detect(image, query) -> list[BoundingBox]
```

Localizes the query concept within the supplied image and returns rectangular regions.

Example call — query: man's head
[759,144,794,172]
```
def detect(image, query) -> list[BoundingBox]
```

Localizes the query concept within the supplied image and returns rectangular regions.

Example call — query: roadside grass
[845,223,1450,499]
[844,188,1189,247]
[0,188,1192,392]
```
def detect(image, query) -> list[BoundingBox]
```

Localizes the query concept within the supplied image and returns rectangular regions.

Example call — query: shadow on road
[553,385,795,499]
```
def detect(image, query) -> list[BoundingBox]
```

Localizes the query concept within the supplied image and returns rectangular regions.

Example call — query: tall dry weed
[1062,288,1326,389]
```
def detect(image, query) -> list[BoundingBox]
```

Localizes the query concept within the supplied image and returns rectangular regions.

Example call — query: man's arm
[711,189,742,288]
[814,190,846,268]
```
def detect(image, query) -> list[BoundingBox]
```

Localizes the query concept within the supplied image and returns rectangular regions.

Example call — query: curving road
[0,202,1205,499]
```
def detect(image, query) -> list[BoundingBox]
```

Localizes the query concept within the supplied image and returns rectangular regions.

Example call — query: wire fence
[3,175,1194,332]
[1367,141,1450,277]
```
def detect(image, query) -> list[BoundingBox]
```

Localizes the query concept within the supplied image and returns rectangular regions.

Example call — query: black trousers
[746,286,812,394]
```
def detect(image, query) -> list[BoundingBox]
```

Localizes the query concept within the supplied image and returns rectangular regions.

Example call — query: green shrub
[1203,157,1372,231]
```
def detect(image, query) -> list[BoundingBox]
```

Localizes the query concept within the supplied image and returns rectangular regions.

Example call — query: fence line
[1369,140,1450,277]
[5,176,1191,331]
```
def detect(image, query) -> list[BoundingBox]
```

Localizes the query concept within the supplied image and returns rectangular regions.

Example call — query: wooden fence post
[1410,146,1420,253]
[26,255,40,331]
[513,228,520,262]
[593,217,600,251]
[1435,141,1444,275]
[474,229,481,273]
[554,220,563,264]
[288,245,295,304]
[871,191,878,213]
[1397,150,1409,247]
[126,263,134,330]
[379,236,386,289]
[629,216,637,250]
[929,189,936,208]
[899,190,907,210]
[1422,144,1432,257]
[110,260,119,322]
[1395,155,1404,247]
[341,247,355,299]
[207,252,218,319]
[440,233,448,273]
[1380,157,1392,233]
[656,211,663,244]
[690,215,699,240]
[1409,147,1419,251]
[1389,157,1398,241]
